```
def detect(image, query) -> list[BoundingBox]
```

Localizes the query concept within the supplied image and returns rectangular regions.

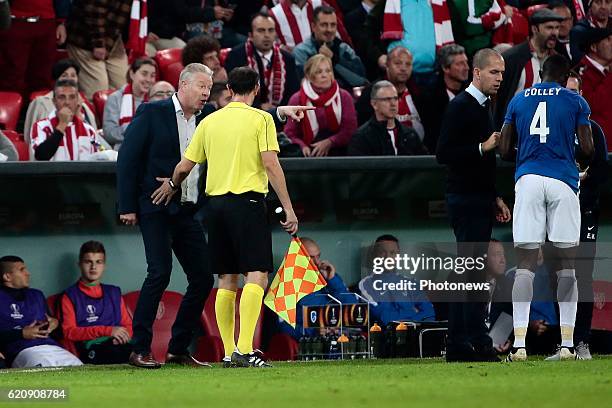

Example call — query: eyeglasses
[151,90,175,98]
[372,96,399,102]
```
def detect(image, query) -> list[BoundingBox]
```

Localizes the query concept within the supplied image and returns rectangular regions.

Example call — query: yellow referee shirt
[184,101,280,196]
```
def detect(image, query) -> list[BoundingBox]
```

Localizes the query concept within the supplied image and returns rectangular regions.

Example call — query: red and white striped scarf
[119,84,147,126]
[298,80,342,146]
[574,0,585,21]
[245,40,286,106]
[31,111,98,161]
[126,0,148,62]
[270,0,353,48]
[397,88,425,141]
[382,0,454,50]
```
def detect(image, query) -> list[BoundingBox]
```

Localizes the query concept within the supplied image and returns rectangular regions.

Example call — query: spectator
[24,59,98,151]
[65,0,132,100]
[148,81,176,102]
[570,0,611,64]
[208,82,232,110]
[364,0,455,88]
[0,130,18,162]
[145,0,217,57]
[269,0,352,51]
[344,0,378,78]
[182,35,228,82]
[448,0,509,58]
[31,80,107,162]
[419,44,469,152]
[277,237,354,340]
[103,58,157,150]
[293,6,367,89]
[575,28,611,149]
[60,241,133,364]
[0,256,83,368]
[550,1,575,62]
[355,47,425,141]
[358,235,436,325]
[284,54,357,156]
[224,12,299,110]
[0,0,68,96]
[348,80,427,155]
[493,9,565,128]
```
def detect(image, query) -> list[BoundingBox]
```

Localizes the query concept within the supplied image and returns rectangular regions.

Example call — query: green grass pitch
[1,357,611,408]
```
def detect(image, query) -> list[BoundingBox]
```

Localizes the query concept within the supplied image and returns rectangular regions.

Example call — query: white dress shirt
[172,94,200,204]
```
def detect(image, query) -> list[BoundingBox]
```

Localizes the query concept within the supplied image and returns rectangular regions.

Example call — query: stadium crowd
[0,0,610,367]
[0,0,609,161]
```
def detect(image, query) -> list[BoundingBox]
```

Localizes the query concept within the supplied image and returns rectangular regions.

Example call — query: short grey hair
[437,44,466,69]
[179,63,213,83]
[371,80,396,100]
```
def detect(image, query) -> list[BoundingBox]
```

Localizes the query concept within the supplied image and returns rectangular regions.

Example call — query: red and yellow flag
[264,237,327,327]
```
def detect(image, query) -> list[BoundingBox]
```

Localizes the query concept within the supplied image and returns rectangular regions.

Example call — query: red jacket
[577,56,612,151]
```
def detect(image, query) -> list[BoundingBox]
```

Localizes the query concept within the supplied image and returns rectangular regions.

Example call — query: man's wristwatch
[168,179,178,190]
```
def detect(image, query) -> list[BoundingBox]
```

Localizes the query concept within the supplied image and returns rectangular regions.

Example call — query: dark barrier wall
[1,158,611,296]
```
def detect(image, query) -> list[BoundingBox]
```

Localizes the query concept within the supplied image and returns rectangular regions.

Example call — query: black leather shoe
[446,344,478,362]
[473,346,501,362]
[166,353,212,367]
[129,352,162,369]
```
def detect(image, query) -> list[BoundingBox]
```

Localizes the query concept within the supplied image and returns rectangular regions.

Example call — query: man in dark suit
[117,63,216,369]
[436,48,511,362]
[224,12,299,111]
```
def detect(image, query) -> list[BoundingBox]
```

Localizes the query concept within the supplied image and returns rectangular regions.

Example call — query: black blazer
[117,98,207,216]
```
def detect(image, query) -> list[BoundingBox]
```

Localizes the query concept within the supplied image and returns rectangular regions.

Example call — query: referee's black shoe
[231,349,272,368]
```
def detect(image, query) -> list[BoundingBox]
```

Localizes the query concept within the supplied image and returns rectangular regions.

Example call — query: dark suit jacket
[224,45,299,108]
[117,98,207,216]
[493,41,531,129]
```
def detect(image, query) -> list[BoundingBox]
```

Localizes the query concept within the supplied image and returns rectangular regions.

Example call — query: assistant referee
[152,67,298,368]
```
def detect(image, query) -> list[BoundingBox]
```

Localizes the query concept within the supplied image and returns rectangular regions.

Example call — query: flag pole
[274,207,297,238]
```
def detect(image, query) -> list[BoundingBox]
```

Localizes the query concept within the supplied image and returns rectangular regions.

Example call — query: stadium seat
[164,62,184,88]
[155,48,182,72]
[123,290,185,362]
[592,280,612,331]
[46,294,79,356]
[219,48,231,67]
[3,130,29,161]
[29,89,51,101]
[196,288,265,362]
[0,92,23,131]
[92,89,115,124]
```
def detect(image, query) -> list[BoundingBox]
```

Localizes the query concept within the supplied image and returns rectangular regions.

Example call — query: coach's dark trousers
[446,192,495,353]
[132,205,214,355]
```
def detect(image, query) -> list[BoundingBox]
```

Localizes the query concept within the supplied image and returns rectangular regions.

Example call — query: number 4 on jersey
[530,101,549,143]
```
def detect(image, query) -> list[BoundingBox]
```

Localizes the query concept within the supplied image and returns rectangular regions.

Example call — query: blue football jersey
[504,82,591,192]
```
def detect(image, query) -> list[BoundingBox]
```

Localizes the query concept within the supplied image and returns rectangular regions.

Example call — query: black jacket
[148,0,215,40]
[437,90,497,194]
[224,44,299,108]
[348,118,428,156]
[493,41,532,129]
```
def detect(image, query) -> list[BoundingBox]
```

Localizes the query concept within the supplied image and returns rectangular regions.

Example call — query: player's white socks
[512,269,535,348]
[557,269,578,347]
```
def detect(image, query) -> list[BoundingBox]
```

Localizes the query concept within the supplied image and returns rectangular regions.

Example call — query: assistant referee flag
[264,237,327,327]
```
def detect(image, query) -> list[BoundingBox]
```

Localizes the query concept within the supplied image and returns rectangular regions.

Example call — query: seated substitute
[358,235,436,326]
[0,256,83,368]
[60,241,133,364]
[348,80,427,156]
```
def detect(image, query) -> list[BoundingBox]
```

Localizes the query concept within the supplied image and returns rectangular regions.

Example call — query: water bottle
[370,322,383,358]
[395,322,408,358]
